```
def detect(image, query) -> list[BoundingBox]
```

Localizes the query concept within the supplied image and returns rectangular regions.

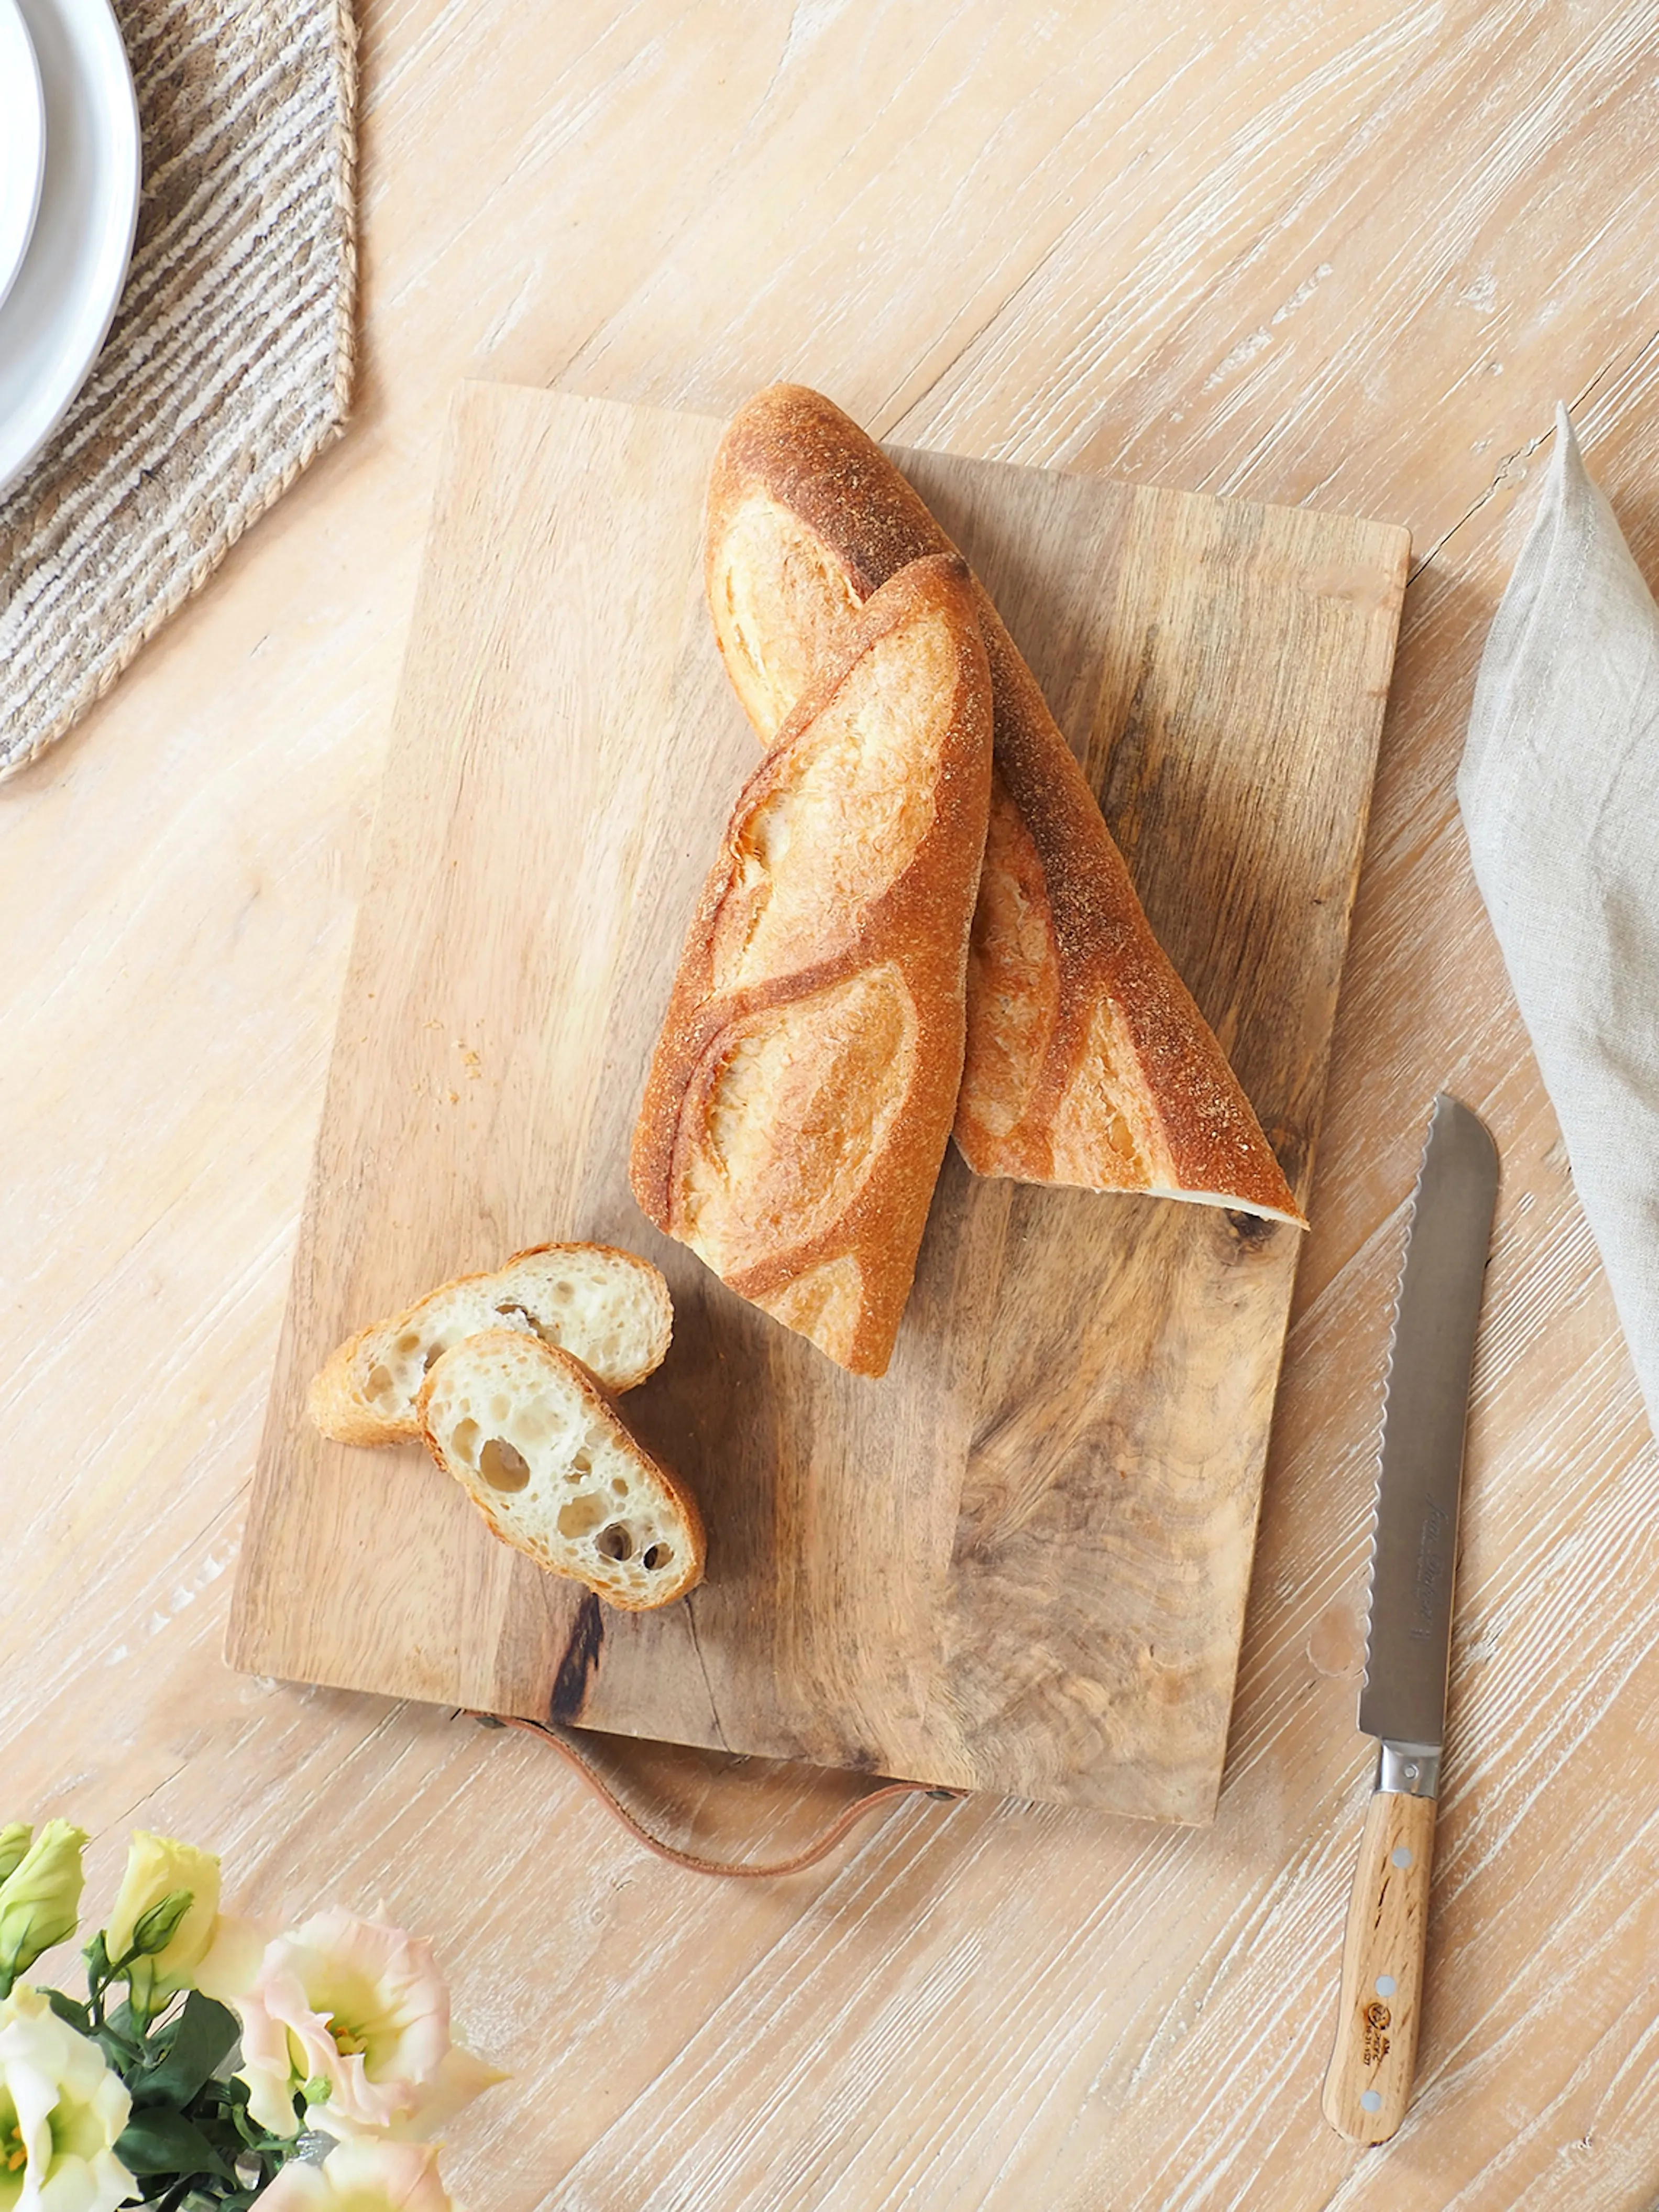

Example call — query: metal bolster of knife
[1377,1740,1441,1798]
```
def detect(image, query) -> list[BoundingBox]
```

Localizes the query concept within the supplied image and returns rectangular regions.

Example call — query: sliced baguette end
[419,1330,705,1612]
[309,1327,423,1446]
[309,1243,673,1448]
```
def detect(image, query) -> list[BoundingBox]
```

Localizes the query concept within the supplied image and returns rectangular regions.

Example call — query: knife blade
[1321,1092,1499,2146]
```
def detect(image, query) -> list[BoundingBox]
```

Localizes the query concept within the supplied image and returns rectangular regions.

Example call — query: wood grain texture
[227,381,1405,1819]
[1323,1789,1437,2143]
[5,2,1659,2205]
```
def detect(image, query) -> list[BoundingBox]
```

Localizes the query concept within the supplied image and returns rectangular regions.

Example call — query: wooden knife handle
[1322,1789,1437,2143]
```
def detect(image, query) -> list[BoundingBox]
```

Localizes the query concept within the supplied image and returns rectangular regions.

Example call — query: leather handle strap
[470,1711,965,1878]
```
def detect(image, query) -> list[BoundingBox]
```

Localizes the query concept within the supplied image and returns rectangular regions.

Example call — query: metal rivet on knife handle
[1321,1094,1499,2147]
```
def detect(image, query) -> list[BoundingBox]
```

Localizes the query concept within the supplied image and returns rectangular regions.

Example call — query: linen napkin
[1459,404,1659,1434]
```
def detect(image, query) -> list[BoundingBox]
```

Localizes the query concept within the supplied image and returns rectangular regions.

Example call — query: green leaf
[94,2025,146,2077]
[182,2110,252,2172]
[44,1988,93,2035]
[135,1992,241,2108]
[113,2108,233,2181]
[83,1929,112,1987]
[154,2181,234,2212]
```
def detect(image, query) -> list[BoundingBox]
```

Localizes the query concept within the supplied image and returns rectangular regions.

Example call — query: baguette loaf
[309,1242,672,1446]
[631,552,993,1377]
[705,384,1304,1227]
[419,1330,704,1610]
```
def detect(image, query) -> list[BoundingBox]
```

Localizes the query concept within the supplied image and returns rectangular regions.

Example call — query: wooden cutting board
[227,382,1408,1822]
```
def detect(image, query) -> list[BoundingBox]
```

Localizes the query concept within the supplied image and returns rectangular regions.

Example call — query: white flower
[0,1984,134,2212]
[258,2140,456,2211]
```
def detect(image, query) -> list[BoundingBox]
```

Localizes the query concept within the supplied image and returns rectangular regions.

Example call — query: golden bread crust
[704,383,1304,1226]
[307,1318,410,1445]
[632,552,994,1376]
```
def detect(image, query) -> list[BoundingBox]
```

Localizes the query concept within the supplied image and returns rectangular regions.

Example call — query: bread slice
[309,1243,672,1447]
[419,1330,704,1611]
[704,383,1305,1227]
[631,552,993,1377]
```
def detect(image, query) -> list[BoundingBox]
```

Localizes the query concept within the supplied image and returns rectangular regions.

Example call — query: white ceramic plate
[0,0,46,314]
[0,0,139,498]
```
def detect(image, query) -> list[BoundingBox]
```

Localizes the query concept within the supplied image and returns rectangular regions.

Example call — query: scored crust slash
[631,552,993,1378]
[633,384,1305,1379]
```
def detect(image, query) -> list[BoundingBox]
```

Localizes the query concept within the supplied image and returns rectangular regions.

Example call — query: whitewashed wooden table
[5,5,1659,2206]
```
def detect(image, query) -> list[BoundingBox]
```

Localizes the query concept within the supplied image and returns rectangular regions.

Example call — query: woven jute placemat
[0,0,356,781]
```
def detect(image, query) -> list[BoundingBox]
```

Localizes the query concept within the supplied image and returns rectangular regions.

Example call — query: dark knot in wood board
[549,1591,605,1723]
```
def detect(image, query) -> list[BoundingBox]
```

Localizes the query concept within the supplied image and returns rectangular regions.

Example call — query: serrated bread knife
[1321,1093,1499,2145]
